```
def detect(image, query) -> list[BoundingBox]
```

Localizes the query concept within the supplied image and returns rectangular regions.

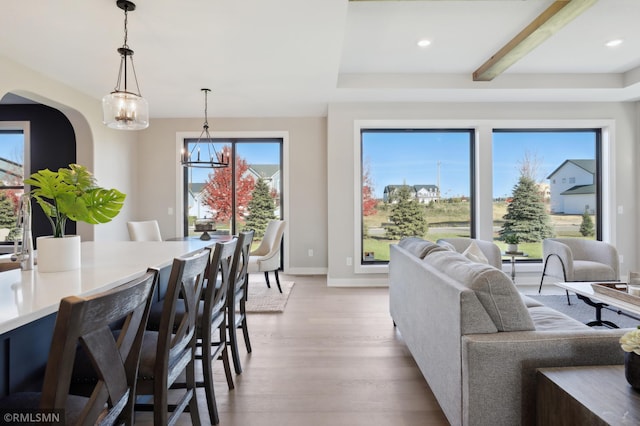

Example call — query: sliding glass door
[183,138,282,246]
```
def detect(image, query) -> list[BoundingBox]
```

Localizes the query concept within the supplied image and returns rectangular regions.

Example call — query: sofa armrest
[461,329,627,426]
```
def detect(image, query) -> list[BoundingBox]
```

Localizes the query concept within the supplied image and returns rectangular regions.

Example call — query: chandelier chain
[123,6,129,49]
[203,89,209,128]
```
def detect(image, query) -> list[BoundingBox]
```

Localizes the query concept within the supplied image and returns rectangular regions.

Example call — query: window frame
[353,119,616,276]
[0,123,29,252]
[492,128,603,262]
[358,127,476,266]
[181,137,284,237]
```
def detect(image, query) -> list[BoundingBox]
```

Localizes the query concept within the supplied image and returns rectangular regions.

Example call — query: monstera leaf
[25,164,126,237]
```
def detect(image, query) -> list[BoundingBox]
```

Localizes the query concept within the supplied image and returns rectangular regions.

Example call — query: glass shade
[102,91,149,130]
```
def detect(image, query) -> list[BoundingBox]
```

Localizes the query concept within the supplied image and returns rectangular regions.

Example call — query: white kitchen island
[0,239,219,396]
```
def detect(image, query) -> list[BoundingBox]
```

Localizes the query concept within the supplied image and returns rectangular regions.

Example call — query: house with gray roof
[547,159,595,214]
[383,184,440,204]
[245,164,281,195]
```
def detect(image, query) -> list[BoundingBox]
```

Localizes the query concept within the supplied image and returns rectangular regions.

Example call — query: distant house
[187,182,215,219]
[547,159,595,214]
[244,164,281,216]
[0,157,22,185]
[245,164,281,196]
[383,184,440,204]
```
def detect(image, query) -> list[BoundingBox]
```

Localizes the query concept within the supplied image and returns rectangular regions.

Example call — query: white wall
[135,117,328,274]
[327,102,638,286]
[0,54,138,241]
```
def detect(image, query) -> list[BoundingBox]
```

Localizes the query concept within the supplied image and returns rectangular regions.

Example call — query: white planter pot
[36,235,81,273]
[507,243,519,253]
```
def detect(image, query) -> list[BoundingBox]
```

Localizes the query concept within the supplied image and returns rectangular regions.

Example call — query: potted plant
[504,234,520,253]
[25,163,126,272]
[620,326,640,390]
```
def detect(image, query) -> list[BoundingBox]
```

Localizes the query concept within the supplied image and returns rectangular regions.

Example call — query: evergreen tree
[386,185,428,239]
[579,208,595,237]
[0,192,16,229]
[500,175,553,242]
[245,178,276,238]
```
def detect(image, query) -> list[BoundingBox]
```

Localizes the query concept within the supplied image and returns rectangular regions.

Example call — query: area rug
[245,278,295,313]
[528,294,640,329]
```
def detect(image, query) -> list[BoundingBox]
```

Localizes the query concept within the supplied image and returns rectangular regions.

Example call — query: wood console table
[537,365,640,425]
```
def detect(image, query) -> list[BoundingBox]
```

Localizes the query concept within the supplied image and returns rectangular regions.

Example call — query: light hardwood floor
[137,275,449,425]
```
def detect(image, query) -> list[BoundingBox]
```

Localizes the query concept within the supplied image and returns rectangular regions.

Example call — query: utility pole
[437,160,441,199]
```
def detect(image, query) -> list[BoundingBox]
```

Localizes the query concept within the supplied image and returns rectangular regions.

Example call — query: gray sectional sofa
[389,237,627,426]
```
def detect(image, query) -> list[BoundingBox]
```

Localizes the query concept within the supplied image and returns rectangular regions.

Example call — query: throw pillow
[398,237,445,259]
[462,240,489,264]
[436,240,457,252]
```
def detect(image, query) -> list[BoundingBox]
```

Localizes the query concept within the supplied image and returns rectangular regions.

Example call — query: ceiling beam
[473,0,597,82]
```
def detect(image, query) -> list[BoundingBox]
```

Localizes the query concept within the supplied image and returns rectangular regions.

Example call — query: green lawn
[362,200,591,262]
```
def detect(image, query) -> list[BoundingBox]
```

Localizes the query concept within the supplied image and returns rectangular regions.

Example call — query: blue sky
[1,131,596,199]
[363,130,596,199]
[0,132,24,166]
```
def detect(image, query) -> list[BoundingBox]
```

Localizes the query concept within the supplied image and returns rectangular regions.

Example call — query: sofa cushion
[462,240,489,264]
[423,251,535,331]
[398,237,445,259]
[527,306,590,331]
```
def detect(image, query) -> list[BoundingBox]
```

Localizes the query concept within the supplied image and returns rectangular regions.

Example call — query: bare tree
[517,150,543,182]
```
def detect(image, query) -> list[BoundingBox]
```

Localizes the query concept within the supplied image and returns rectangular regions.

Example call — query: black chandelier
[181,89,229,168]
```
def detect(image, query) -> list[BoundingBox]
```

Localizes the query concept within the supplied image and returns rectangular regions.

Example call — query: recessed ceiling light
[417,39,431,48]
[606,39,623,47]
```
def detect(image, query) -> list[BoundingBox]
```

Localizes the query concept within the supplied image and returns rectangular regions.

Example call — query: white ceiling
[1,0,640,118]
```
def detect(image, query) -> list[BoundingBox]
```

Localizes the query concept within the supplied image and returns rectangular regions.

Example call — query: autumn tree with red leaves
[362,160,377,216]
[201,146,256,224]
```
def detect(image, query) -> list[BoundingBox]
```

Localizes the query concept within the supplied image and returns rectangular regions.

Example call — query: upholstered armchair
[436,238,503,270]
[248,220,286,292]
[539,238,620,303]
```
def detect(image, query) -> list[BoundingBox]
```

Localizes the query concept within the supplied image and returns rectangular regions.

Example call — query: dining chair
[247,219,285,292]
[228,230,255,374]
[127,220,162,241]
[0,269,157,425]
[134,249,209,425]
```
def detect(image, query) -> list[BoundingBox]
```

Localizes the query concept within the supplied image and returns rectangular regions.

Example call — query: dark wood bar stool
[146,240,237,424]
[134,249,209,425]
[0,269,157,425]
[198,239,237,424]
[228,230,254,375]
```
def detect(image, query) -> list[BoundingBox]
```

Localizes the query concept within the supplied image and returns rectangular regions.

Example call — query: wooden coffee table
[537,365,640,425]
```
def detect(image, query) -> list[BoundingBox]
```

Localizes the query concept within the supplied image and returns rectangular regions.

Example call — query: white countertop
[0,240,214,334]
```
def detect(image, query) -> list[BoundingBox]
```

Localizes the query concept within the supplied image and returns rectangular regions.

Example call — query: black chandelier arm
[181,88,229,168]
